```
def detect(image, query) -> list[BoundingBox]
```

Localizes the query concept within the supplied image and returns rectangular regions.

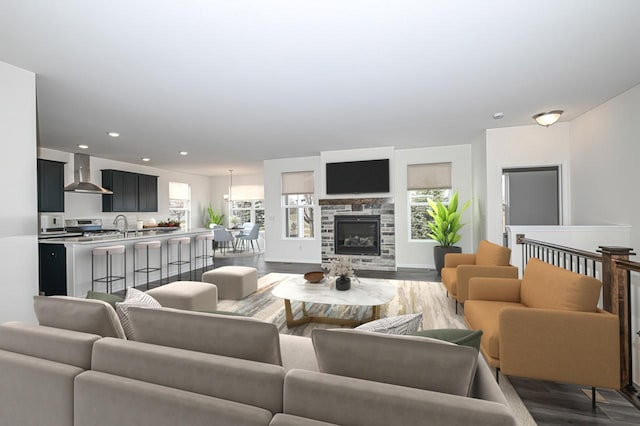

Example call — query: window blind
[169,182,190,200]
[407,162,452,190]
[281,171,314,195]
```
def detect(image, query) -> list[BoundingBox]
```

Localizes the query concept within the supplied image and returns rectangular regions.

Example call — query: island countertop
[39,228,213,245]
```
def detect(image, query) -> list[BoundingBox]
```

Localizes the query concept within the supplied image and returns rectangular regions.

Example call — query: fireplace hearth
[334,215,381,256]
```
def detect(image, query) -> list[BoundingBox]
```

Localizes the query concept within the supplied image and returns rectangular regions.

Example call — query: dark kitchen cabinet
[37,159,65,212]
[38,243,67,296]
[138,174,158,212]
[102,169,157,212]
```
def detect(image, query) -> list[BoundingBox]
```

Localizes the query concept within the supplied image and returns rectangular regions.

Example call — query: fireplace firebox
[334,215,381,256]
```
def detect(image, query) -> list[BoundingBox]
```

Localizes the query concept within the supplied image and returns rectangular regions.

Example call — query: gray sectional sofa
[0,296,517,426]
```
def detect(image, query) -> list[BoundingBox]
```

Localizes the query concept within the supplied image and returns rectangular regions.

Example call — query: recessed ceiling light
[107,132,120,138]
[77,144,89,149]
[493,112,504,120]
[179,151,188,156]
[141,158,151,162]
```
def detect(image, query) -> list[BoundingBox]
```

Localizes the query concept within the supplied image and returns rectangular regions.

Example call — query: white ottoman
[145,281,218,311]
[202,266,258,300]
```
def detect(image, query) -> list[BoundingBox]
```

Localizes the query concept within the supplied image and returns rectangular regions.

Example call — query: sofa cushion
[270,414,338,426]
[464,300,526,359]
[312,328,478,397]
[521,258,602,312]
[278,334,319,372]
[33,296,126,339]
[115,288,162,339]
[441,267,457,294]
[127,307,283,365]
[355,313,422,335]
[476,240,511,266]
[0,322,100,369]
[86,290,124,309]
[91,338,285,415]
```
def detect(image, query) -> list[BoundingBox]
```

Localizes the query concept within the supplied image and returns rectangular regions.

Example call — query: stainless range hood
[63,153,113,194]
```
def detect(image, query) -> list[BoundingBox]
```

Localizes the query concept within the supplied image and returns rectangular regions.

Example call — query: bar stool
[167,237,192,282]
[195,233,215,273]
[133,240,162,290]
[92,244,126,294]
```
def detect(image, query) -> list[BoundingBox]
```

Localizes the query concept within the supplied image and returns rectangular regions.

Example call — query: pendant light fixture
[533,110,563,127]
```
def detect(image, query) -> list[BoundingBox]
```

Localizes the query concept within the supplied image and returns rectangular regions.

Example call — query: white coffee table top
[272,275,396,307]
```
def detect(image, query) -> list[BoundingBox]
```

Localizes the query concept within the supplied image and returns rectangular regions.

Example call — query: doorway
[502,166,561,245]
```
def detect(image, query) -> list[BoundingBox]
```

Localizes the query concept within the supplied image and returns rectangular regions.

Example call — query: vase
[433,245,462,275]
[335,275,351,291]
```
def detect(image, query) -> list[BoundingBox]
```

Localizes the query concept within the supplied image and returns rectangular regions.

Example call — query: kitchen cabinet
[102,169,158,212]
[38,243,67,295]
[138,173,158,212]
[37,159,65,212]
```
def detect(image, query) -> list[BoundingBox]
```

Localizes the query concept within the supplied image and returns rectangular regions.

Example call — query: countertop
[38,228,213,245]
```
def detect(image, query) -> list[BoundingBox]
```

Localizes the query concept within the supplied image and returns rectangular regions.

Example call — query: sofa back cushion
[33,296,126,339]
[312,329,478,397]
[521,258,602,312]
[476,240,511,266]
[127,307,282,365]
[0,322,99,369]
[91,338,285,415]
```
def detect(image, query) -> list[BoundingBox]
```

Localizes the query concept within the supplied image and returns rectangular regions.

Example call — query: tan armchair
[441,240,518,312]
[464,258,620,392]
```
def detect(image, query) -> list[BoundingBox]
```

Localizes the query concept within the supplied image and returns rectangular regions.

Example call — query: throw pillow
[411,329,483,351]
[115,288,161,339]
[355,313,422,335]
[86,290,124,309]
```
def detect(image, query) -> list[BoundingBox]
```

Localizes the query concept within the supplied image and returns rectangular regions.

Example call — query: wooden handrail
[615,258,640,274]
[517,236,603,261]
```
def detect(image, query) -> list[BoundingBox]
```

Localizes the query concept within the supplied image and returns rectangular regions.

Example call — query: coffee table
[271,275,396,328]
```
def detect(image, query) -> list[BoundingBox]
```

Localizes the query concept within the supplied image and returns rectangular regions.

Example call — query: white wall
[569,83,640,385]
[394,145,473,268]
[0,61,38,323]
[264,156,321,263]
[471,132,487,248]
[38,148,211,228]
[485,123,572,245]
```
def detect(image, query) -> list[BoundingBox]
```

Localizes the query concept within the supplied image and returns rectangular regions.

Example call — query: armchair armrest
[468,277,521,302]
[457,266,520,303]
[444,253,476,268]
[499,308,620,389]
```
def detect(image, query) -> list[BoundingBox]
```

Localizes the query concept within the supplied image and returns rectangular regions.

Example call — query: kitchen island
[39,228,214,297]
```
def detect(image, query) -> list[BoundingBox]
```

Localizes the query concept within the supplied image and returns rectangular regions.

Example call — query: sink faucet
[113,215,128,232]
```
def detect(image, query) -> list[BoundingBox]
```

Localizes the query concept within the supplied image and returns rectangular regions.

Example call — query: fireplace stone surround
[320,198,396,271]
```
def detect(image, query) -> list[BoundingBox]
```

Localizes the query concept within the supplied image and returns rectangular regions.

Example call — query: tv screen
[326,159,390,194]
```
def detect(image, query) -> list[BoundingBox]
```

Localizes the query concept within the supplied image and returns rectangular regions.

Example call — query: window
[282,171,315,239]
[407,163,452,241]
[283,194,314,238]
[230,199,265,229]
[169,182,191,227]
[409,189,451,240]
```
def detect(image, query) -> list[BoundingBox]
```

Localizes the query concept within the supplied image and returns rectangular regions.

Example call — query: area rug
[218,273,536,426]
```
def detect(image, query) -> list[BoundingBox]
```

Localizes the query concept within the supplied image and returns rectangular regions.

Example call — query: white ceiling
[2,0,640,177]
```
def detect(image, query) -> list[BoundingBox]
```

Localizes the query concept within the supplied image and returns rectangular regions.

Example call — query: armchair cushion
[464,300,526,360]
[521,258,601,312]
[476,240,511,266]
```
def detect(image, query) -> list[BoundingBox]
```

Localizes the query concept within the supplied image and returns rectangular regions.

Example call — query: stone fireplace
[320,198,395,271]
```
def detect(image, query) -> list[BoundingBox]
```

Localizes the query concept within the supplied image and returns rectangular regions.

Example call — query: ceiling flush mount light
[107,132,120,138]
[493,112,504,120]
[533,110,563,127]
[77,144,89,149]
[179,151,188,156]
[141,158,151,162]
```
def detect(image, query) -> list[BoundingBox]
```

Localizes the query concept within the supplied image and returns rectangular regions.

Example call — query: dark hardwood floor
[126,253,640,425]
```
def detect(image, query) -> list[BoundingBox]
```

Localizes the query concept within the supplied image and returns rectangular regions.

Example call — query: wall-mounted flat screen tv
[326,159,390,194]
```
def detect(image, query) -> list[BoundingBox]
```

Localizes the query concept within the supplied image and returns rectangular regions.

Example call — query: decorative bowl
[304,271,326,283]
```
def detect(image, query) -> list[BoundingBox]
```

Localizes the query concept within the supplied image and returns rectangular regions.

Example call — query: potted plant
[328,256,356,291]
[426,190,471,275]
[205,204,225,228]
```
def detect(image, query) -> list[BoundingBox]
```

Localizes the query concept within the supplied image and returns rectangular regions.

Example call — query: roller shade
[282,171,314,195]
[169,182,190,200]
[407,162,452,190]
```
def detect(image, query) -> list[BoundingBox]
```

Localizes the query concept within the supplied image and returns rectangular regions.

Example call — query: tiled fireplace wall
[320,198,396,271]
